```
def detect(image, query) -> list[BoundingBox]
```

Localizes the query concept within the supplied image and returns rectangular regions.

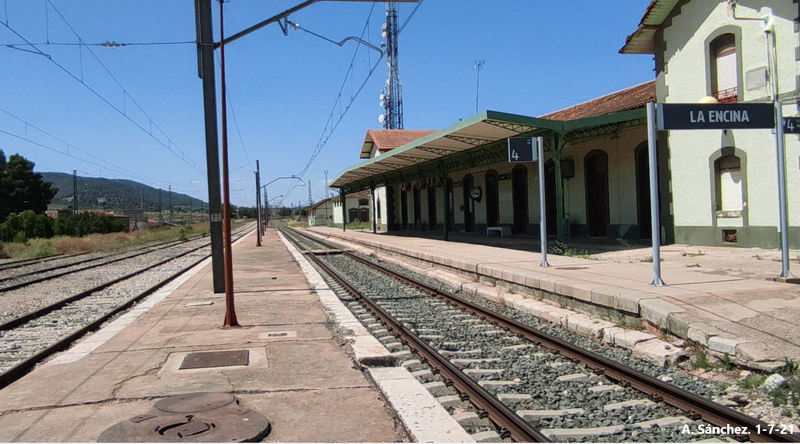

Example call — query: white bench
[487,226,511,237]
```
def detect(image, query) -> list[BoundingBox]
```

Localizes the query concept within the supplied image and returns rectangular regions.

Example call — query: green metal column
[551,132,567,242]
[370,184,377,234]
[340,190,346,232]
[440,163,449,241]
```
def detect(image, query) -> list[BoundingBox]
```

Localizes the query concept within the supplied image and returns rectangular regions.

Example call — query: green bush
[12,231,26,243]
[0,211,124,242]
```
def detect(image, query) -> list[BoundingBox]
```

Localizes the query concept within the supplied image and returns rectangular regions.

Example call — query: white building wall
[659,1,799,234]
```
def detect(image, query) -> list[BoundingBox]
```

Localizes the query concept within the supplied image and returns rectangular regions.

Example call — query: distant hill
[42,172,208,213]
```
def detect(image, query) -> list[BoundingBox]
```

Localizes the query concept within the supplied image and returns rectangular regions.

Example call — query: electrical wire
[0,106,188,189]
[0,2,205,175]
[282,3,380,200]
[283,1,425,202]
[2,40,195,47]
[214,51,254,172]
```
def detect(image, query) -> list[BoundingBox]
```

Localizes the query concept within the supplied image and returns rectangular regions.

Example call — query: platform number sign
[784,117,800,134]
[508,137,538,163]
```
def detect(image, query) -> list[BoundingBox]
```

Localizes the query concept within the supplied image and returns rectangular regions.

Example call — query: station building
[332,190,373,226]
[330,0,800,248]
[621,0,800,248]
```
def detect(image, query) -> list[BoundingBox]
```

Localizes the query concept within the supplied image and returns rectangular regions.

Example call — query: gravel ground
[0,249,210,374]
[0,227,249,325]
[282,227,733,442]
[0,246,171,282]
[0,225,253,376]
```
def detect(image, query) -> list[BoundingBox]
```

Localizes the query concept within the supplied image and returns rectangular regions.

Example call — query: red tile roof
[361,129,437,158]
[539,81,655,121]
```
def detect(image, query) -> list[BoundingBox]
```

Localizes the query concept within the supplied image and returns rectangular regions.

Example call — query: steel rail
[287,225,800,443]
[278,225,549,442]
[0,225,234,276]
[0,227,248,292]
[0,225,255,390]
[0,240,183,286]
[0,242,209,332]
[0,252,90,272]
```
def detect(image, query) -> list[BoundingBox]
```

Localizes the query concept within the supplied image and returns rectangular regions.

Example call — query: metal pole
[168,185,173,223]
[371,185,377,233]
[73,170,78,214]
[537,137,549,267]
[158,188,162,225]
[219,0,238,327]
[140,185,144,210]
[647,102,665,286]
[196,0,225,294]
[255,160,262,247]
[775,101,793,278]
[441,164,449,241]
[341,191,346,232]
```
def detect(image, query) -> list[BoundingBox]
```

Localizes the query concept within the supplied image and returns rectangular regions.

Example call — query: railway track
[279,224,799,443]
[0,252,91,273]
[0,229,232,289]
[0,223,254,389]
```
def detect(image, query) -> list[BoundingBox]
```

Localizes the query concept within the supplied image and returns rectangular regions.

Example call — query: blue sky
[0,0,654,208]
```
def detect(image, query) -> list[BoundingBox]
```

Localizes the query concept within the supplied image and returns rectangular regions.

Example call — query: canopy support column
[551,133,567,242]
[440,162,449,241]
[370,184,377,234]
[340,190,346,232]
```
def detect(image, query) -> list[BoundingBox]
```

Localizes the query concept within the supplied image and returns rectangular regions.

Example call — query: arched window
[715,155,743,214]
[711,34,738,103]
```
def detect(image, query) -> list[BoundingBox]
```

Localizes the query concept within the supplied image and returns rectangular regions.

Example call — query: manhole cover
[180,350,249,370]
[155,393,235,414]
[98,393,271,442]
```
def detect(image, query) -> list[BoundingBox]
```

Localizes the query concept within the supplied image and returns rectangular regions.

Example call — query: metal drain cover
[180,350,249,370]
[98,393,271,442]
[155,392,235,413]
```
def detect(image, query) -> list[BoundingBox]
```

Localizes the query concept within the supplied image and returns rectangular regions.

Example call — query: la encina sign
[656,103,775,130]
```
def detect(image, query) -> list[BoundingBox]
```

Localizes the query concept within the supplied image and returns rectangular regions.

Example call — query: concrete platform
[308,227,800,366]
[0,229,402,442]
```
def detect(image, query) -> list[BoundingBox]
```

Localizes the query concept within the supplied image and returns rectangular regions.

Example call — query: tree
[0,151,58,223]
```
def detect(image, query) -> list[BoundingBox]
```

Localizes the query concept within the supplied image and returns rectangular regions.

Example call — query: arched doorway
[585,150,609,237]
[485,170,499,227]
[427,185,437,231]
[401,187,408,230]
[462,174,474,232]
[545,160,557,236]
[413,186,422,230]
[447,179,454,228]
[635,143,652,239]
[512,165,528,234]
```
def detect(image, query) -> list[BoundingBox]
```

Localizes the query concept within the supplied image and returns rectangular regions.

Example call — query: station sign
[784,117,800,134]
[508,137,538,162]
[657,103,774,130]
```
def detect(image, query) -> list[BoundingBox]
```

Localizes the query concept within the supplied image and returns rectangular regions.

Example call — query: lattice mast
[381,2,403,129]
[308,181,313,208]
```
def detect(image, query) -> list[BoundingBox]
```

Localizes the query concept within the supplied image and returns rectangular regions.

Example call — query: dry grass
[0,220,246,260]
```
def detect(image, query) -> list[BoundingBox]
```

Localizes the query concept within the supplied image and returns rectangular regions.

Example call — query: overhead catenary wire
[282,3,380,200]
[2,40,195,48]
[283,1,425,202]
[214,51,254,173]
[0,2,206,175]
[0,106,187,190]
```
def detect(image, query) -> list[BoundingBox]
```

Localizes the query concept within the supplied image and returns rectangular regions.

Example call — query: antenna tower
[380,2,403,129]
[308,181,313,208]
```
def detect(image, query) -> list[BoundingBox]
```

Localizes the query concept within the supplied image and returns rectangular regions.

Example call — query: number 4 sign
[784,117,800,134]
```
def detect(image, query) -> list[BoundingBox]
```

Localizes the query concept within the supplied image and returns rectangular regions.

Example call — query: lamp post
[196,0,418,329]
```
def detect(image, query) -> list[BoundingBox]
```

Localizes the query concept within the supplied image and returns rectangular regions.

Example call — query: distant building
[332,191,372,227]
[308,197,335,227]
